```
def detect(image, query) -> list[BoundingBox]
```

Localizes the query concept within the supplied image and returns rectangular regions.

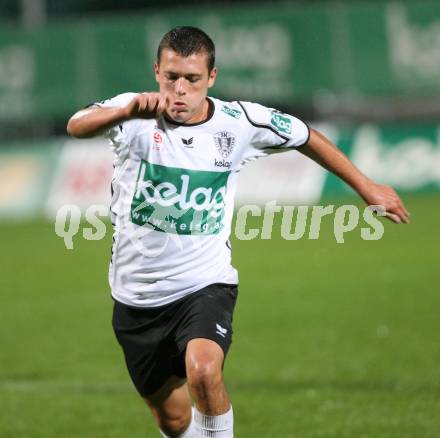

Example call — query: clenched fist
[123,93,169,119]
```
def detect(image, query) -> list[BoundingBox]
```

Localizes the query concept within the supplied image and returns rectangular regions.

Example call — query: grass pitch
[0,195,439,437]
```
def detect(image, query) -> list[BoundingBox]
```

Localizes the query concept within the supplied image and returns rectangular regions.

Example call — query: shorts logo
[216,323,228,338]
[221,105,242,119]
[270,111,292,134]
[214,131,235,158]
[131,160,230,235]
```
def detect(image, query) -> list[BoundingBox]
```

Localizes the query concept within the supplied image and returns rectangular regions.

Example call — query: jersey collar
[163,97,215,127]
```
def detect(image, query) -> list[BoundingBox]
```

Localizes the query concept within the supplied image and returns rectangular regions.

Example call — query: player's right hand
[124,93,168,119]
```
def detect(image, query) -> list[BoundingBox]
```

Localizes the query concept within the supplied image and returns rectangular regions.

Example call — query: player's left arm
[298,128,410,224]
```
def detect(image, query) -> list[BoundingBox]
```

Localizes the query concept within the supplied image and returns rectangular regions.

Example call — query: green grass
[0,194,439,437]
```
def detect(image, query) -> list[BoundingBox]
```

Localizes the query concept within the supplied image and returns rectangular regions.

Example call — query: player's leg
[143,375,194,438]
[186,338,229,413]
[185,339,234,437]
[112,300,194,437]
[176,284,238,437]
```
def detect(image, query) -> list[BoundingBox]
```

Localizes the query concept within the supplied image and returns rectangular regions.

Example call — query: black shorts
[112,282,238,397]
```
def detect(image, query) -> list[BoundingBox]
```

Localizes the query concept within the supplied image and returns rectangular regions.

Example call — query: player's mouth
[172,101,187,110]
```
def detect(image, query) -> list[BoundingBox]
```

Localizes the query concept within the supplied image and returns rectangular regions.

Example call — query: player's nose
[175,78,186,96]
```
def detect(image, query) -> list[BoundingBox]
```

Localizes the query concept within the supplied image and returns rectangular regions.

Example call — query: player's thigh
[177,283,238,369]
[144,375,192,425]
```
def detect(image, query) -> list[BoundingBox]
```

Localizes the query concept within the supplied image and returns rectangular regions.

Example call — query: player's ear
[154,62,160,83]
[208,67,217,88]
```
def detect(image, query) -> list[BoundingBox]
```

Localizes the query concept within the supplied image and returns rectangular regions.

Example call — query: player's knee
[157,410,191,438]
[187,356,223,393]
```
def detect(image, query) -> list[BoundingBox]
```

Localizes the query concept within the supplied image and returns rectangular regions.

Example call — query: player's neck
[187,98,211,124]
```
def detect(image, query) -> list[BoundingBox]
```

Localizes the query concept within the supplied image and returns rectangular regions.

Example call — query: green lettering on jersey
[221,105,242,119]
[270,111,292,134]
[131,160,230,235]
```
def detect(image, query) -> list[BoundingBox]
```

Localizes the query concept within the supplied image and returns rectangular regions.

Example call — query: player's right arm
[66,92,168,138]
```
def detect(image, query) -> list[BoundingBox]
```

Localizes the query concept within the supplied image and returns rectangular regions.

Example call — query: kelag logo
[131,160,230,235]
[221,105,242,119]
[270,111,292,134]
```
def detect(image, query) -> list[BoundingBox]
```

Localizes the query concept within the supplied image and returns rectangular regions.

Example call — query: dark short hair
[157,26,215,72]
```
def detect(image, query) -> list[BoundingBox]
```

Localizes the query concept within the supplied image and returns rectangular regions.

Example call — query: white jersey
[97,93,309,307]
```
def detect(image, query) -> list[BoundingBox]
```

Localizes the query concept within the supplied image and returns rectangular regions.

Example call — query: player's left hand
[360,182,410,224]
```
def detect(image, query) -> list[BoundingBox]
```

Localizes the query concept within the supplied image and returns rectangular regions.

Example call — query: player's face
[155,49,217,124]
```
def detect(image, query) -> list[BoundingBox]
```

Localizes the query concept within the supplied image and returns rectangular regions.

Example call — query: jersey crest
[213,131,236,158]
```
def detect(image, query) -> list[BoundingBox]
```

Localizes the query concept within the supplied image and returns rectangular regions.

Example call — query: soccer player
[67,26,409,437]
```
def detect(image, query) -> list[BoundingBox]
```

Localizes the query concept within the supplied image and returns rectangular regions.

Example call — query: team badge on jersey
[213,131,235,158]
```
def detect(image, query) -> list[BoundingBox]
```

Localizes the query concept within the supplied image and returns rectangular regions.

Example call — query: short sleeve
[93,92,137,110]
[238,101,310,153]
[90,92,139,163]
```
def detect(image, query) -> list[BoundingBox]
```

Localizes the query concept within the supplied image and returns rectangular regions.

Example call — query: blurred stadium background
[0,1,439,437]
